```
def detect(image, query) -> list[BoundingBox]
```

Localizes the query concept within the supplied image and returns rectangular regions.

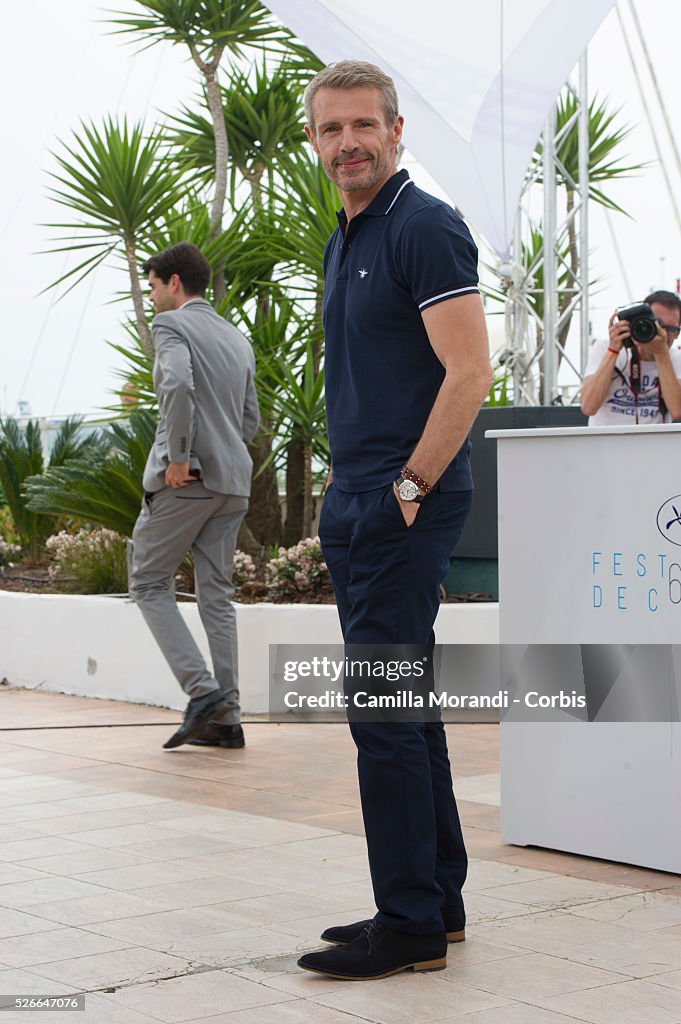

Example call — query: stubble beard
[152,294,176,314]
[330,148,393,194]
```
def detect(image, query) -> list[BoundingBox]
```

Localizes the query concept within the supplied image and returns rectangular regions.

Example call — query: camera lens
[632,317,657,343]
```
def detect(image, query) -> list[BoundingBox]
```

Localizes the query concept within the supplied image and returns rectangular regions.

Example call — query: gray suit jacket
[142,299,259,495]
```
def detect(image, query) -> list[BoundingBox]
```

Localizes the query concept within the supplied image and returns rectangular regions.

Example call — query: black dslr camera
[616,302,659,345]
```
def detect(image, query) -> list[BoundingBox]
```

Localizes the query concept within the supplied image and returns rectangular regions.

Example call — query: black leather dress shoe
[298,921,447,980]
[321,909,465,946]
[163,692,227,749]
[189,723,245,749]
[188,723,227,747]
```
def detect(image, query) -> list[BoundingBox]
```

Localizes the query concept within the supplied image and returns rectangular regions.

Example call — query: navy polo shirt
[322,168,479,493]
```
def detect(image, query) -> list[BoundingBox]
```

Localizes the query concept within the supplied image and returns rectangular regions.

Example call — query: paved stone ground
[1,689,680,1023]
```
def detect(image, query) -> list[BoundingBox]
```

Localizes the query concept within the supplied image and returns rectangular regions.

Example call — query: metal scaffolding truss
[498,54,591,407]
[499,0,681,408]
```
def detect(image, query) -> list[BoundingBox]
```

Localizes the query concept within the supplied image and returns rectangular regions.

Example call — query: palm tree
[242,151,338,543]
[38,5,329,549]
[143,191,275,304]
[263,149,338,335]
[44,117,185,356]
[534,92,643,355]
[109,199,280,410]
[228,293,326,543]
[165,65,332,543]
[253,152,339,541]
[0,417,107,558]
[108,321,156,411]
[25,412,157,537]
[167,58,306,203]
[258,338,327,541]
[109,0,291,302]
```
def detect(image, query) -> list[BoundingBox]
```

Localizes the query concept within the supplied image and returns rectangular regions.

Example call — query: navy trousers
[319,482,472,935]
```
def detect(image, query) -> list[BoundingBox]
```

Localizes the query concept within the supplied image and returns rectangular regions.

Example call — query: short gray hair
[304,60,399,133]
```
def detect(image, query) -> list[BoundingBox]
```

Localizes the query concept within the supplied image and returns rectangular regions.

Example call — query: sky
[1,1,680,419]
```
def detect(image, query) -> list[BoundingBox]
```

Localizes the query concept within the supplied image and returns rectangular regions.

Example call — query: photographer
[581,290,681,424]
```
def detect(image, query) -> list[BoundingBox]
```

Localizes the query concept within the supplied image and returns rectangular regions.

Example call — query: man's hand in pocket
[165,462,194,489]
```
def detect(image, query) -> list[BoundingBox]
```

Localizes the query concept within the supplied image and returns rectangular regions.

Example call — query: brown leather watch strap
[401,465,432,494]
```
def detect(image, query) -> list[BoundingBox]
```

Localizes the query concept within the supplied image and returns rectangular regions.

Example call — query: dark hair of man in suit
[142,243,211,297]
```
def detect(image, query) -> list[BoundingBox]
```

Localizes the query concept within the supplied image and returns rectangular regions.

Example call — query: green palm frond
[108,410,159,471]
[223,292,328,475]
[107,321,156,413]
[534,92,644,212]
[142,193,216,252]
[25,411,157,537]
[257,339,328,473]
[107,0,290,61]
[48,119,185,235]
[38,241,119,298]
[261,150,339,288]
[225,292,308,378]
[167,59,305,193]
[520,225,573,322]
[141,198,277,301]
[486,370,511,407]
[0,419,45,550]
[0,417,108,555]
[48,417,103,467]
[43,118,186,293]
[26,463,142,536]
[274,41,323,78]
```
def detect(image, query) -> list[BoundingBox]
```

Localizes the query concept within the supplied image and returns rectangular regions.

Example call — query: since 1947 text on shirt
[584,336,681,426]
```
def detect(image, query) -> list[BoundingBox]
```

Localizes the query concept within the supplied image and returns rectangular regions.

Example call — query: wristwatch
[395,476,425,502]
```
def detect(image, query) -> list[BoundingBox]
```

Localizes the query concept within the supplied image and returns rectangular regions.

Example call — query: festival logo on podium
[657,496,681,546]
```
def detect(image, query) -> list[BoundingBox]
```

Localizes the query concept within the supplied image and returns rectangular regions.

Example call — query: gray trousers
[129,481,248,723]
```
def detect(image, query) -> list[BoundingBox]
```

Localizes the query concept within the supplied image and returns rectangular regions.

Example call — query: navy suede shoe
[321,909,465,946]
[298,921,447,980]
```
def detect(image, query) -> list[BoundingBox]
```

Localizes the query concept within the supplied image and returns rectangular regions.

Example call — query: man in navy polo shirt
[296,61,492,981]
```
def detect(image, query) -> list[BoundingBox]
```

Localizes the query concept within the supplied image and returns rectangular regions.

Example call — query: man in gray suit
[129,242,259,751]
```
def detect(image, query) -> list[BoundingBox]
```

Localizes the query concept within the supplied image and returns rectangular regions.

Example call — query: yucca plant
[109,0,288,55]
[108,321,156,412]
[486,369,512,407]
[144,193,254,270]
[168,58,306,203]
[109,0,292,301]
[534,92,643,353]
[44,117,186,356]
[244,152,337,541]
[223,294,300,547]
[230,293,327,542]
[535,92,642,212]
[258,339,327,542]
[264,150,340,294]
[0,417,104,558]
[39,4,329,548]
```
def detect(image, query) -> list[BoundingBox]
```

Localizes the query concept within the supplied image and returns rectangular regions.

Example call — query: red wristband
[607,347,619,357]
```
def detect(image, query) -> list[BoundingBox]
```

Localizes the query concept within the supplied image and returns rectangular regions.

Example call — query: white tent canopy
[265,0,616,259]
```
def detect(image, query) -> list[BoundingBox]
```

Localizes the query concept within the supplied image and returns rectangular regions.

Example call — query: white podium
[490,424,681,873]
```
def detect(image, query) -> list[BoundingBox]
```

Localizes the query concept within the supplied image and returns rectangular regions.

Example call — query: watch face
[398,479,419,501]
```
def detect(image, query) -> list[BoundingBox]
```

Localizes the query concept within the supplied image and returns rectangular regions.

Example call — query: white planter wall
[0,592,498,713]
